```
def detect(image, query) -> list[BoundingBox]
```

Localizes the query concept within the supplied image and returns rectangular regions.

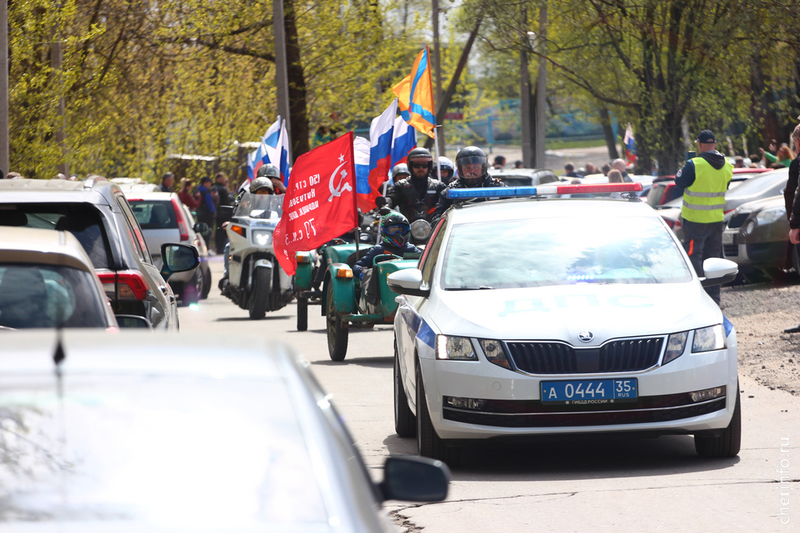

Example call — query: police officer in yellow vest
[676,129,733,305]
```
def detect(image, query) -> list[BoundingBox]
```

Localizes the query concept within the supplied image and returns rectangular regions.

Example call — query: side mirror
[116,314,152,329]
[701,257,738,287]
[217,204,234,225]
[375,196,387,208]
[387,268,430,298]
[194,222,209,234]
[160,243,200,280]
[378,456,450,503]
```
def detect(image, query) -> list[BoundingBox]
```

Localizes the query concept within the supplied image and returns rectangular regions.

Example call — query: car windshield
[234,193,285,219]
[129,200,178,229]
[0,264,108,328]
[727,171,787,197]
[441,216,692,289]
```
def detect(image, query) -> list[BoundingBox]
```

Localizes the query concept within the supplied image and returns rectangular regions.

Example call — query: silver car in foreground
[0,332,449,532]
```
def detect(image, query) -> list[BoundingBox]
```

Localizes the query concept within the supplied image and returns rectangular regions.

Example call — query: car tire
[326,283,348,361]
[297,296,308,332]
[248,268,270,320]
[200,265,212,299]
[394,340,416,438]
[694,386,741,458]
[416,362,458,465]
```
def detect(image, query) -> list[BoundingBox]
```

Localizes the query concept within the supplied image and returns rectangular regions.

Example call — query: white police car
[388,184,741,463]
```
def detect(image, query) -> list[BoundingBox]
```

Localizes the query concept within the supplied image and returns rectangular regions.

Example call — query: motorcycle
[219,192,293,319]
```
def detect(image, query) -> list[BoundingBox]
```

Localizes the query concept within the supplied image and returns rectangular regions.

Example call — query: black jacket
[784,155,800,229]
[431,173,506,224]
[386,176,447,224]
[353,242,421,278]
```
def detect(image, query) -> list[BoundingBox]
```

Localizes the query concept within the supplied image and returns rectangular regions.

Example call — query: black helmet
[391,163,410,180]
[380,211,410,248]
[455,146,488,186]
[257,164,280,180]
[250,177,274,194]
[407,148,433,176]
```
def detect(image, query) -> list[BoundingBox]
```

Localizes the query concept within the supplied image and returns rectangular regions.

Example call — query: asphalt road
[181,256,798,532]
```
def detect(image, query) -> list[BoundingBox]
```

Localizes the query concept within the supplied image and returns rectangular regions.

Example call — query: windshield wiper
[447,285,494,291]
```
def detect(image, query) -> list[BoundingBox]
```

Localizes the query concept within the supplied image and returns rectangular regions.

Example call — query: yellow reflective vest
[680,157,732,223]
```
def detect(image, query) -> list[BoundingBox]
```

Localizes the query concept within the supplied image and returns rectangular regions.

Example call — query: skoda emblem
[578,330,594,343]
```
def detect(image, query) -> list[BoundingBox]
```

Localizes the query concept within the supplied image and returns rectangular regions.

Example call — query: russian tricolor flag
[354,136,370,197]
[391,114,416,168]
[247,117,282,181]
[275,118,291,186]
[357,100,396,212]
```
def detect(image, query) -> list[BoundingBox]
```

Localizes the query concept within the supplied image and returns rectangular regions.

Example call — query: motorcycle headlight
[252,230,273,246]
[436,335,477,360]
[692,324,726,353]
[755,206,786,226]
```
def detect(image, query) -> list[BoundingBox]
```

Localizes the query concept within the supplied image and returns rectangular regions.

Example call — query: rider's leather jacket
[431,173,506,224]
[386,176,447,224]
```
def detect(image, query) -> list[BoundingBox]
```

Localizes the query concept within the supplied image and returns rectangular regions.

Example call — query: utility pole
[0,1,8,176]
[52,7,68,176]
[432,0,444,155]
[520,7,533,167]
[273,0,292,161]
[535,3,547,169]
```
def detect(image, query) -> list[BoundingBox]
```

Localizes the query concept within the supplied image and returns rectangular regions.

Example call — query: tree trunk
[598,106,618,161]
[284,0,309,158]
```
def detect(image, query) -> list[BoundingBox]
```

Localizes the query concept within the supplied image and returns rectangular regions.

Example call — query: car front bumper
[418,334,738,441]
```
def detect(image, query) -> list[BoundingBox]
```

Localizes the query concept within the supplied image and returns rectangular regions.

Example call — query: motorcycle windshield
[234,193,285,220]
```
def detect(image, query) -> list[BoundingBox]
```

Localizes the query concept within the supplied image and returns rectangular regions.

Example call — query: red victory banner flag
[274,131,358,275]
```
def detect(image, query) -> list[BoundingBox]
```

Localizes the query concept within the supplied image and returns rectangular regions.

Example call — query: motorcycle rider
[432,146,505,224]
[219,175,276,293]
[438,156,456,185]
[391,163,410,184]
[353,212,421,305]
[384,148,446,240]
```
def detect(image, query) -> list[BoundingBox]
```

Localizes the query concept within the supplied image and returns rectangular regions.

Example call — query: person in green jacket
[760,143,795,168]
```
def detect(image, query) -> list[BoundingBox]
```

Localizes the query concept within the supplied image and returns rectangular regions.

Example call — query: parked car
[0,227,118,330]
[572,173,654,199]
[0,331,450,531]
[488,168,560,187]
[389,185,740,463]
[0,178,197,329]
[721,167,788,213]
[722,195,796,281]
[125,191,212,304]
[110,177,161,193]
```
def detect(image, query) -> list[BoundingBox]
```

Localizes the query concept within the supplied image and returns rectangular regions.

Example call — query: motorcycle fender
[327,264,356,314]
[294,252,313,291]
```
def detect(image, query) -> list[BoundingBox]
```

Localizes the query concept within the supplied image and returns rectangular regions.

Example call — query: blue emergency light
[445,182,642,200]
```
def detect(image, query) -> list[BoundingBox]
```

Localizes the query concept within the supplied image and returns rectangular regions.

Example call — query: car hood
[428,282,723,345]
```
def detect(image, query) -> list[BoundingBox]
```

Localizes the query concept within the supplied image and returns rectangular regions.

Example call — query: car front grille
[727,213,749,229]
[723,244,738,257]
[506,337,663,374]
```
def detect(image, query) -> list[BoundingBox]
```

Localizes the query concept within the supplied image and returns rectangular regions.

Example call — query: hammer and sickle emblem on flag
[328,160,352,202]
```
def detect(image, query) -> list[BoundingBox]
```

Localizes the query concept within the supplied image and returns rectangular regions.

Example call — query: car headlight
[692,324,726,353]
[252,230,273,246]
[663,331,688,365]
[755,206,786,226]
[479,339,511,369]
[436,335,477,360]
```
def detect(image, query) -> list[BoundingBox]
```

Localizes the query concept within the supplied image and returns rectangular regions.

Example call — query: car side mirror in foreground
[160,243,200,281]
[701,257,738,287]
[115,314,153,329]
[379,456,450,503]
[194,222,210,235]
[387,269,430,298]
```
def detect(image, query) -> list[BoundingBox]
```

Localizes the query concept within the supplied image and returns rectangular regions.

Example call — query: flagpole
[433,126,442,181]
[351,132,360,258]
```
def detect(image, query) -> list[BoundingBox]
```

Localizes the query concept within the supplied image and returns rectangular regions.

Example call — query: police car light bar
[446,182,642,200]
